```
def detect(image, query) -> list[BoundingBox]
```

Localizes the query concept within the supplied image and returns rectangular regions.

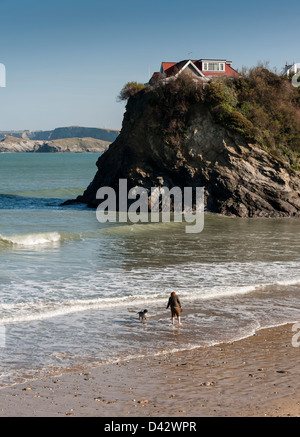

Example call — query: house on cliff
[281,61,300,76]
[150,58,239,84]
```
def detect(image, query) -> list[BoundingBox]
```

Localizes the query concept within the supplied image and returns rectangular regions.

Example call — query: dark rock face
[72,91,300,218]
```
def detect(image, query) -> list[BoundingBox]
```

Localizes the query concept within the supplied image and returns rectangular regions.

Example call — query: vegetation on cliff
[121,67,300,171]
[205,68,300,171]
[118,81,147,101]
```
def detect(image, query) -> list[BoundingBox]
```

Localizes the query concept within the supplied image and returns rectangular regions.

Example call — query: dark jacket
[167,294,181,308]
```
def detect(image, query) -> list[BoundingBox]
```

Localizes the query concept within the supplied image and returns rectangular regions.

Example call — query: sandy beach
[0,322,299,417]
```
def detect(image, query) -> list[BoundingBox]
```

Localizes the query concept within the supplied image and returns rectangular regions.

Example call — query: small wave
[101,220,187,235]
[274,277,300,286]
[0,228,92,248]
[1,259,299,323]
[0,286,263,325]
[0,296,135,324]
[0,277,299,325]
[183,284,258,301]
[0,293,167,325]
[0,232,62,247]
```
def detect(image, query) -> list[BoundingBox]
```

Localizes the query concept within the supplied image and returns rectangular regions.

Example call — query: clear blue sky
[0,0,299,131]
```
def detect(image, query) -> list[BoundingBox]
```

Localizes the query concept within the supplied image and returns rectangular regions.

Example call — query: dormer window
[203,62,225,72]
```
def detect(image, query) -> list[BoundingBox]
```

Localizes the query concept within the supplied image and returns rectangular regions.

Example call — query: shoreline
[0,322,299,417]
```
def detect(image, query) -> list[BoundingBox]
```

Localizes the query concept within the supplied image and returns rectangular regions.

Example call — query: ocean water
[0,153,299,387]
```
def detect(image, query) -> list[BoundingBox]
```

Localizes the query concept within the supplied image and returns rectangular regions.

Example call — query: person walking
[166,291,182,325]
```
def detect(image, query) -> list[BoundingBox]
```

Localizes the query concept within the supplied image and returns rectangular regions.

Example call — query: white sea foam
[0,295,164,325]
[275,277,300,286]
[0,232,61,247]
[1,256,300,327]
[1,272,299,325]
[0,229,88,248]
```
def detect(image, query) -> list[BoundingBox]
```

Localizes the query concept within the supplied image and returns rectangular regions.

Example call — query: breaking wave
[0,231,84,247]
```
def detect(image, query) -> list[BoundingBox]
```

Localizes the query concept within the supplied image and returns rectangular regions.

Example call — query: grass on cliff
[121,68,300,171]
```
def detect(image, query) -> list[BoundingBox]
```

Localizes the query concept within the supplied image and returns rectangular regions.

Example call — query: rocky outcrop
[68,90,300,218]
[0,136,110,153]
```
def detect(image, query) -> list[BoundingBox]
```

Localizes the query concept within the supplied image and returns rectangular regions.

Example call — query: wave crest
[0,232,62,247]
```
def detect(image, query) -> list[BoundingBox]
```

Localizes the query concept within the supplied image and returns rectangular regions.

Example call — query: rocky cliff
[0,136,110,153]
[67,79,300,218]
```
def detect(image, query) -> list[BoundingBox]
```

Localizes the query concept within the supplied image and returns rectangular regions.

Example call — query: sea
[0,153,299,387]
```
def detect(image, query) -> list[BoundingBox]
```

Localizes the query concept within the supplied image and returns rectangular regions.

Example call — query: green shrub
[229,110,253,133]
[118,81,147,101]
[206,79,238,107]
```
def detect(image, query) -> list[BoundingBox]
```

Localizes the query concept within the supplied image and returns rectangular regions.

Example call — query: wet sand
[0,322,299,417]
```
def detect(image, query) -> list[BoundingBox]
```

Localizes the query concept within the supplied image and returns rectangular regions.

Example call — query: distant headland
[0,126,120,153]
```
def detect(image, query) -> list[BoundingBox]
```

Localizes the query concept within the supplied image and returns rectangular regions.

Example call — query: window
[203,62,225,72]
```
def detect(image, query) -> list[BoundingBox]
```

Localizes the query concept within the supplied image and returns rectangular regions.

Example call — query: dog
[138,309,148,322]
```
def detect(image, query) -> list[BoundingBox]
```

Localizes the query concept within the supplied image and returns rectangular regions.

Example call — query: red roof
[161,62,177,72]
[150,72,160,80]
[160,59,239,78]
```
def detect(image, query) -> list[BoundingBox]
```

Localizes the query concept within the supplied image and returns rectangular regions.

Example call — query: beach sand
[0,322,299,417]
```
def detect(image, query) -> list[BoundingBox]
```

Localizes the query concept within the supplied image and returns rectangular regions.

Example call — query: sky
[0,0,299,131]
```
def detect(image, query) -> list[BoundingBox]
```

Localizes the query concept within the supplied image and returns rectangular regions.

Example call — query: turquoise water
[0,153,299,387]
